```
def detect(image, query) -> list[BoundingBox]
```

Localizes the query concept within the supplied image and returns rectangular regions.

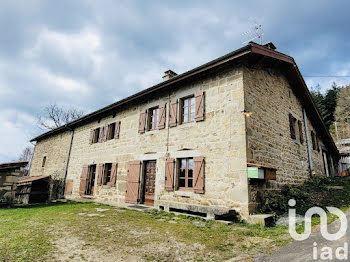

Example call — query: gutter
[61,125,75,197]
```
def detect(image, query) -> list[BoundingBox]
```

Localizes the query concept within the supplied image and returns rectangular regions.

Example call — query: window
[103,163,112,185]
[289,113,297,140]
[311,131,316,150]
[93,128,100,143]
[181,97,195,123]
[107,123,116,140]
[148,107,159,130]
[42,156,47,167]
[178,158,194,190]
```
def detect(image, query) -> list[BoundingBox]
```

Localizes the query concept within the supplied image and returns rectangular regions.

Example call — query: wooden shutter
[195,90,204,122]
[65,179,73,195]
[165,158,175,191]
[158,104,166,129]
[108,163,118,187]
[311,131,316,150]
[316,135,320,152]
[138,110,147,133]
[169,100,178,127]
[115,121,121,139]
[89,129,94,144]
[289,113,296,139]
[298,120,304,144]
[103,125,108,142]
[193,156,205,194]
[125,160,141,204]
[97,163,104,186]
[98,127,104,143]
[79,165,89,196]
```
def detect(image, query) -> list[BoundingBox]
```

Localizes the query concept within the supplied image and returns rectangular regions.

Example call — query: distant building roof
[0,161,28,170]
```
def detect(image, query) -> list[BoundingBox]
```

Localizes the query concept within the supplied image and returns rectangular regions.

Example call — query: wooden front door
[85,165,96,195]
[143,161,156,206]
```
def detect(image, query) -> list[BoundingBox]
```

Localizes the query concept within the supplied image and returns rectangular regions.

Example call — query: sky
[1,0,350,162]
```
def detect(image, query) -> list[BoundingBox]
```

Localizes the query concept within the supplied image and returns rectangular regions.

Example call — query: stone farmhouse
[29,42,339,219]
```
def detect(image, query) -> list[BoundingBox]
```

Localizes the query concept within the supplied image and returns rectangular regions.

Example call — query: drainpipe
[61,125,75,197]
[303,108,313,177]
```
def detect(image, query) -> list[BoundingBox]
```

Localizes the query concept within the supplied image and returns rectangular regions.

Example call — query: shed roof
[30,42,339,156]
[18,175,49,184]
[0,161,28,170]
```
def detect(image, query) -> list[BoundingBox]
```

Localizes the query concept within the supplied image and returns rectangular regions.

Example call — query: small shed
[16,176,50,204]
[0,161,28,206]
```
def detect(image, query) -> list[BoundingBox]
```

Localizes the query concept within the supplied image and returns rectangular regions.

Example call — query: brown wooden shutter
[108,163,118,187]
[193,156,205,194]
[103,125,108,142]
[311,131,316,150]
[289,113,296,139]
[97,163,104,186]
[138,110,147,133]
[79,165,89,196]
[195,90,204,122]
[115,121,121,139]
[89,129,94,144]
[158,104,166,129]
[65,179,73,195]
[125,160,141,204]
[98,127,104,143]
[316,135,320,152]
[165,158,175,191]
[298,120,304,144]
[169,100,178,127]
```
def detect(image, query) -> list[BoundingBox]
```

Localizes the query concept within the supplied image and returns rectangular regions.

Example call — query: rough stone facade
[243,66,336,212]
[29,43,339,218]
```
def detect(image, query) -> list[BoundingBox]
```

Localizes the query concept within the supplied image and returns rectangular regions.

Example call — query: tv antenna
[241,23,264,44]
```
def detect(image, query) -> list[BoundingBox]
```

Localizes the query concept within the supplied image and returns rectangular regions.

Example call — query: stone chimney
[162,70,178,81]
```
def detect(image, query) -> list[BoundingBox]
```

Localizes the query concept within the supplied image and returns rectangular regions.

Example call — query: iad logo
[288,199,348,260]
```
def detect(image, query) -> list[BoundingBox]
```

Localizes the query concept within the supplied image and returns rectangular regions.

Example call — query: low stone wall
[0,168,20,205]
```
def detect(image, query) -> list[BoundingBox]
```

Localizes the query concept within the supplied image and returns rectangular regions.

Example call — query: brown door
[143,161,156,206]
[85,165,96,195]
[125,161,141,204]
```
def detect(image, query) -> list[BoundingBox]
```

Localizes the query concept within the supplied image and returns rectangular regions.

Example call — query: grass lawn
[0,202,291,262]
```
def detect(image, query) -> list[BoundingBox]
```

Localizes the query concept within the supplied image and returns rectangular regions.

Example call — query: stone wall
[65,65,250,217]
[243,66,330,213]
[0,168,20,204]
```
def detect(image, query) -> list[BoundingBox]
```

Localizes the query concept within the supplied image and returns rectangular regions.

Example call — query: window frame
[93,128,100,143]
[147,106,159,131]
[103,163,112,185]
[42,156,47,167]
[180,96,195,124]
[177,158,194,191]
[107,123,116,140]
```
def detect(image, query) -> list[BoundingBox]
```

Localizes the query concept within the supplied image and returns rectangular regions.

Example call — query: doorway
[85,165,96,195]
[142,160,156,206]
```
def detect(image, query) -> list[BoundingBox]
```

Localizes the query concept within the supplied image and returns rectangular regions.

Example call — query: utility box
[247,167,265,179]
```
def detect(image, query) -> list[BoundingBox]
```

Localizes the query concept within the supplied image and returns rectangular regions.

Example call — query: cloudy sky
[1,0,350,162]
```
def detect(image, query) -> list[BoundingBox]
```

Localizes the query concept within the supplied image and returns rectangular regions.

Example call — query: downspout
[61,125,75,197]
[303,108,313,177]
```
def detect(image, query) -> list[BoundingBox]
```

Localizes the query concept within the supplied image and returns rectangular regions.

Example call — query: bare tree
[18,145,34,176]
[37,103,84,130]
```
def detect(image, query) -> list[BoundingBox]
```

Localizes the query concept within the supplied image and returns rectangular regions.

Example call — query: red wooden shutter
[193,156,205,194]
[89,129,94,144]
[195,90,204,122]
[125,160,141,204]
[165,158,175,191]
[158,104,166,129]
[169,100,178,127]
[97,163,104,186]
[298,120,304,144]
[108,163,118,187]
[115,121,121,139]
[79,165,89,196]
[138,110,147,133]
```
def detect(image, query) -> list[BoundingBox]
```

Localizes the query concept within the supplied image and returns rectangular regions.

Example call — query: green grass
[0,202,292,261]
